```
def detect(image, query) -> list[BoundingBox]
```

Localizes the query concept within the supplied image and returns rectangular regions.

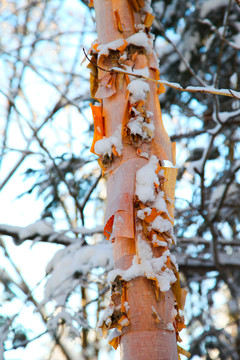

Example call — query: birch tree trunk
[88,1,188,359]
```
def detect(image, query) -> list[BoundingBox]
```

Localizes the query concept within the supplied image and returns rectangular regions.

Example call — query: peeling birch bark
[88,1,188,359]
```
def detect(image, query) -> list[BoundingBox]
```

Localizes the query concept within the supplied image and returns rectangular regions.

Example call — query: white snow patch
[19,220,53,240]
[108,236,176,292]
[94,125,123,156]
[124,65,149,82]
[127,79,150,104]
[166,322,174,331]
[162,160,174,167]
[137,207,152,220]
[143,0,153,14]
[127,116,154,140]
[151,215,172,233]
[108,329,122,342]
[179,31,199,72]
[126,32,153,54]
[128,116,144,136]
[153,191,168,213]
[171,307,178,318]
[230,73,237,89]
[152,234,167,247]
[135,155,159,203]
[124,301,130,312]
[97,39,126,58]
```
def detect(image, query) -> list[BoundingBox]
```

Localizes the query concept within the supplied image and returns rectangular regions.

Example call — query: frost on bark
[87,0,188,359]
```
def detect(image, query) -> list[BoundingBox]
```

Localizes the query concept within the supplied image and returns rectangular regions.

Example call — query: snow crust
[127,79,150,104]
[18,220,53,240]
[108,329,122,342]
[97,39,126,58]
[151,215,172,233]
[127,115,154,140]
[154,191,168,213]
[135,155,159,203]
[137,207,152,220]
[143,0,153,14]
[124,65,149,81]
[94,125,123,156]
[152,234,167,247]
[108,233,176,292]
[126,32,153,54]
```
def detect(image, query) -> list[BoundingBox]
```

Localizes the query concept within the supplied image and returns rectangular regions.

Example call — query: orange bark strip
[143,207,159,223]
[92,42,99,51]
[144,12,155,27]
[95,74,117,99]
[172,142,176,166]
[112,145,119,156]
[177,345,191,358]
[114,9,124,32]
[128,0,140,11]
[87,61,98,99]
[119,315,130,327]
[128,0,145,11]
[94,0,134,43]
[117,40,128,54]
[89,103,104,154]
[137,0,145,8]
[171,270,188,311]
[108,336,120,350]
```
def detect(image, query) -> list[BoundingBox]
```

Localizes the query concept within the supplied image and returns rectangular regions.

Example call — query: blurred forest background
[0,0,240,359]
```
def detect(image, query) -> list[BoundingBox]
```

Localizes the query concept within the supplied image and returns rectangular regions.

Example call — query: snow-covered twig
[110,67,240,100]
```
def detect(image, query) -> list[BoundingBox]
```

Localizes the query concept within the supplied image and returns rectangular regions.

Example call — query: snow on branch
[0,221,104,245]
[44,242,113,306]
[84,49,240,99]
[110,67,240,100]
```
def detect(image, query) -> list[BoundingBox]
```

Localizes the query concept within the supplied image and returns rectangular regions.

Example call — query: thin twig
[83,50,240,100]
